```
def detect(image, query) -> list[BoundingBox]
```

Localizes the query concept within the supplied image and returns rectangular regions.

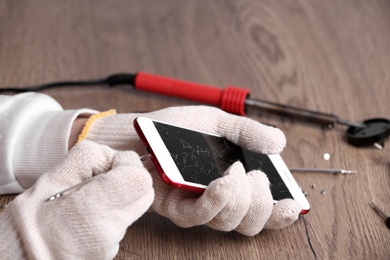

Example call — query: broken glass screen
[153,121,293,200]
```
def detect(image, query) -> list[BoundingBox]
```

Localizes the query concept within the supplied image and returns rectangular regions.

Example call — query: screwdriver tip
[340,169,358,174]
[337,119,365,128]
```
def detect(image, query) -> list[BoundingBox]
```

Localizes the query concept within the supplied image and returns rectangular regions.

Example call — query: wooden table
[1,1,389,259]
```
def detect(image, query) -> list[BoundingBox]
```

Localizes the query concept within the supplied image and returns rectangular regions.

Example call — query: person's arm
[0,93,97,195]
[68,116,89,149]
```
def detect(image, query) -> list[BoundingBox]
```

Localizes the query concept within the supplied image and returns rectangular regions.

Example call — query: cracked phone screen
[154,121,293,201]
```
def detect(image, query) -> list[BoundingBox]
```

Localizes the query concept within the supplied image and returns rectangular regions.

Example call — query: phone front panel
[153,121,294,201]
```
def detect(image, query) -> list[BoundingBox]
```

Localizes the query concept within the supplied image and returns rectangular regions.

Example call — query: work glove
[81,106,303,236]
[0,141,154,259]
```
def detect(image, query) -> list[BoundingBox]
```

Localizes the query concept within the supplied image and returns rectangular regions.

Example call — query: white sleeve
[0,93,98,195]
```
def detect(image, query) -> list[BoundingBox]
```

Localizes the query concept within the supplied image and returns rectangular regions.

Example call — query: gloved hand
[81,106,303,235]
[0,141,154,259]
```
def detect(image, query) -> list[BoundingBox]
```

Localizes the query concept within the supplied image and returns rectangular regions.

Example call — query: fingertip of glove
[265,127,287,154]
[118,164,153,188]
[265,199,302,229]
[251,126,286,155]
[223,161,246,177]
[246,169,269,180]
[62,140,117,177]
[101,164,154,205]
[277,199,301,219]
[216,113,286,155]
[211,161,248,192]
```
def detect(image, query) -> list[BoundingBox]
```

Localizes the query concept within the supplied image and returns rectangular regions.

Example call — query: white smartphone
[134,116,310,214]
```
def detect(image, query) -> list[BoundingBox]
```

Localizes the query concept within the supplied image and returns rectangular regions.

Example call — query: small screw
[320,189,326,195]
[373,143,384,150]
[303,191,308,197]
[323,153,331,161]
[311,184,316,189]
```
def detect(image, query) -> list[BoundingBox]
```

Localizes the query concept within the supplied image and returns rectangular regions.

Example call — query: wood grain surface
[1,0,389,259]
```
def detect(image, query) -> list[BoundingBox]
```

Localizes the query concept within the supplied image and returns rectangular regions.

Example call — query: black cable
[303,215,317,259]
[0,73,137,93]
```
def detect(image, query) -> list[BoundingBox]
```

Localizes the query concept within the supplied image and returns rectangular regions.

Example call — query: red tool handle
[135,72,250,115]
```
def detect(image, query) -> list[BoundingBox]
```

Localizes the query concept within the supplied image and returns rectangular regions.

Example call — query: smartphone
[134,116,310,214]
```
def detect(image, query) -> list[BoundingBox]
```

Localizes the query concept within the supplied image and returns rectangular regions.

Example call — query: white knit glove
[82,106,302,235]
[0,141,154,259]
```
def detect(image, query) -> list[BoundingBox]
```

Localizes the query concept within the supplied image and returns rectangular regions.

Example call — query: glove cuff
[80,112,143,151]
[77,109,116,142]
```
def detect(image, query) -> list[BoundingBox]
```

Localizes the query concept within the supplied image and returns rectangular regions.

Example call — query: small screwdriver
[370,201,390,229]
